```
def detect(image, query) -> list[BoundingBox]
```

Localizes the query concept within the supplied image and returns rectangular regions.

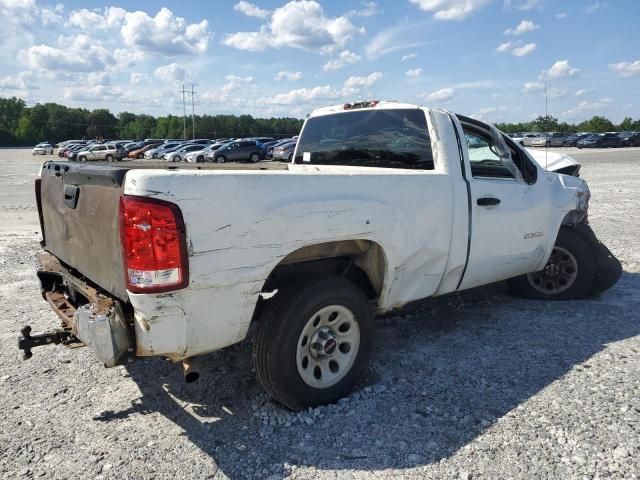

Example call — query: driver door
[458,121,551,290]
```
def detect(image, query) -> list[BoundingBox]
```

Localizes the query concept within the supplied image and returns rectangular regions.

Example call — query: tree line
[1,96,639,147]
[0,96,304,146]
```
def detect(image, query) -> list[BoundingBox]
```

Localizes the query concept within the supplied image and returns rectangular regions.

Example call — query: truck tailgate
[39,161,129,300]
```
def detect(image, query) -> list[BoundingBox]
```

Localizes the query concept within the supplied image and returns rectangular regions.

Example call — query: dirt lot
[1,147,639,479]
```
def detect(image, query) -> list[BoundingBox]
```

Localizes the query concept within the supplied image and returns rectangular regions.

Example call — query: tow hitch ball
[18,325,79,360]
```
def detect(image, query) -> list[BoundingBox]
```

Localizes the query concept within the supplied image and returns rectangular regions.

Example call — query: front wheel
[253,277,374,410]
[78,156,87,162]
[250,153,260,163]
[215,155,226,163]
[507,227,596,300]
[172,155,180,162]
[106,154,113,162]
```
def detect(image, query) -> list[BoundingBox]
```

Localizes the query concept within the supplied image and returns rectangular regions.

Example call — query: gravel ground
[1,147,639,479]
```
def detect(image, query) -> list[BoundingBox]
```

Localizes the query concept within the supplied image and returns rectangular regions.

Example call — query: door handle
[477,197,500,206]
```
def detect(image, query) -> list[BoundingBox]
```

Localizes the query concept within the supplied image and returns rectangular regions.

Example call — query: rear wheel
[250,153,260,163]
[507,228,596,300]
[78,156,87,162]
[215,155,226,163]
[253,277,374,410]
[106,154,113,162]
[173,155,180,162]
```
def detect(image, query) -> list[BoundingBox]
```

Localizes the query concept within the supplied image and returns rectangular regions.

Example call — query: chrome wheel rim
[527,246,578,294]
[296,305,360,389]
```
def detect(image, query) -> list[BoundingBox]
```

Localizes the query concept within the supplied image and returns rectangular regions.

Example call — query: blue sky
[1,0,638,123]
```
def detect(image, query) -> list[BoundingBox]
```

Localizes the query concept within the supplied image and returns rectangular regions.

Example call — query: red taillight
[119,196,188,294]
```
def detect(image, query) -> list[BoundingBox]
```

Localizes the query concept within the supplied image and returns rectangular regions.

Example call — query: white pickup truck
[22,101,620,410]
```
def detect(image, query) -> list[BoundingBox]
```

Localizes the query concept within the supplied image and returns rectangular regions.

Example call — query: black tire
[173,155,180,162]
[106,154,113,162]
[197,155,204,163]
[250,152,260,163]
[78,156,87,162]
[288,153,293,162]
[545,141,550,147]
[215,155,226,163]
[507,227,597,300]
[253,276,374,410]
[137,153,144,159]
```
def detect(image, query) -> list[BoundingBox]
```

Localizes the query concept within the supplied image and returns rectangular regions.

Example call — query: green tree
[576,115,615,133]
[532,115,559,132]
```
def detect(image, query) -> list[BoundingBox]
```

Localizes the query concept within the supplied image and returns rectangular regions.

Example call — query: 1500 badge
[524,232,544,239]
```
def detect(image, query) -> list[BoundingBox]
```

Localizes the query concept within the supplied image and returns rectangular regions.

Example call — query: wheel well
[251,240,386,323]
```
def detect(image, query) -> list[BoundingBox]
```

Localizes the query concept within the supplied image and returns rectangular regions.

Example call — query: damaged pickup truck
[21,101,621,410]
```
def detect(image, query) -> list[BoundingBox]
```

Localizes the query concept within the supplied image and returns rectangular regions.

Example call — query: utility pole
[181,84,187,140]
[191,83,196,140]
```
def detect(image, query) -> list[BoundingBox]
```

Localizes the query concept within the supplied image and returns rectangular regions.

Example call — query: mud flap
[568,224,622,294]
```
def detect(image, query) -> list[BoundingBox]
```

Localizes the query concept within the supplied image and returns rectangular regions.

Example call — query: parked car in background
[164,144,203,162]
[266,138,296,159]
[64,144,86,161]
[272,141,296,161]
[577,133,621,149]
[189,139,214,145]
[562,133,588,147]
[213,140,262,163]
[185,143,223,163]
[522,133,543,147]
[76,144,118,162]
[129,143,162,159]
[145,142,183,159]
[32,143,54,155]
[105,142,128,161]
[619,131,640,147]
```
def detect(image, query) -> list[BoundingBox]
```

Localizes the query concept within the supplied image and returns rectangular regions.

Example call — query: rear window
[294,108,434,170]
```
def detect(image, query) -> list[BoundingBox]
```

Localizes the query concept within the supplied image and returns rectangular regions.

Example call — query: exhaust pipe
[182,357,200,383]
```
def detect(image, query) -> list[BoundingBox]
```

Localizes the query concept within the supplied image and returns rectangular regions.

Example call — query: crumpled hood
[526,149,580,173]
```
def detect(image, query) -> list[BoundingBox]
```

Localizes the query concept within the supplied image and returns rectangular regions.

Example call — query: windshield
[295,108,434,169]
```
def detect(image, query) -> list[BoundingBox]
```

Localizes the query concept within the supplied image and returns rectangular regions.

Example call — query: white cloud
[365,22,425,57]
[401,53,417,61]
[154,63,187,84]
[323,50,361,71]
[130,73,150,85]
[0,71,39,90]
[121,7,210,55]
[504,20,539,35]
[496,41,514,53]
[223,1,363,53]
[233,1,270,19]
[504,0,543,11]
[68,7,126,30]
[343,72,383,88]
[409,0,492,21]
[21,34,115,72]
[41,6,63,26]
[585,1,606,14]
[222,75,254,94]
[496,40,536,56]
[349,1,379,17]
[540,59,580,79]
[406,68,423,77]
[609,60,640,78]
[512,42,536,57]
[561,98,613,118]
[575,88,593,96]
[556,12,567,19]
[274,70,302,81]
[257,85,344,105]
[421,87,455,102]
[522,81,544,93]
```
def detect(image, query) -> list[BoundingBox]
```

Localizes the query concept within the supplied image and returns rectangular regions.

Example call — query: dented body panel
[35,105,590,362]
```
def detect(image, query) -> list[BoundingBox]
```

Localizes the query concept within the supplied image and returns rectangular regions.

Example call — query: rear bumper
[36,251,133,367]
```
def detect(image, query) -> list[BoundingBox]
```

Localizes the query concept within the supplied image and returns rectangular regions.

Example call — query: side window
[294,108,434,170]
[462,126,521,180]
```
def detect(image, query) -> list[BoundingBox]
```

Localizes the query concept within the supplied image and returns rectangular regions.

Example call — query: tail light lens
[119,196,189,293]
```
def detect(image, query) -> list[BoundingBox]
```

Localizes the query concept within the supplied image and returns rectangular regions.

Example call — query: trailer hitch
[18,325,80,360]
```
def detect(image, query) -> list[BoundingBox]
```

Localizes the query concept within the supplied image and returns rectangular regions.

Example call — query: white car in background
[76,144,118,162]
[32,143,54,155]
[163,144,202,162]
